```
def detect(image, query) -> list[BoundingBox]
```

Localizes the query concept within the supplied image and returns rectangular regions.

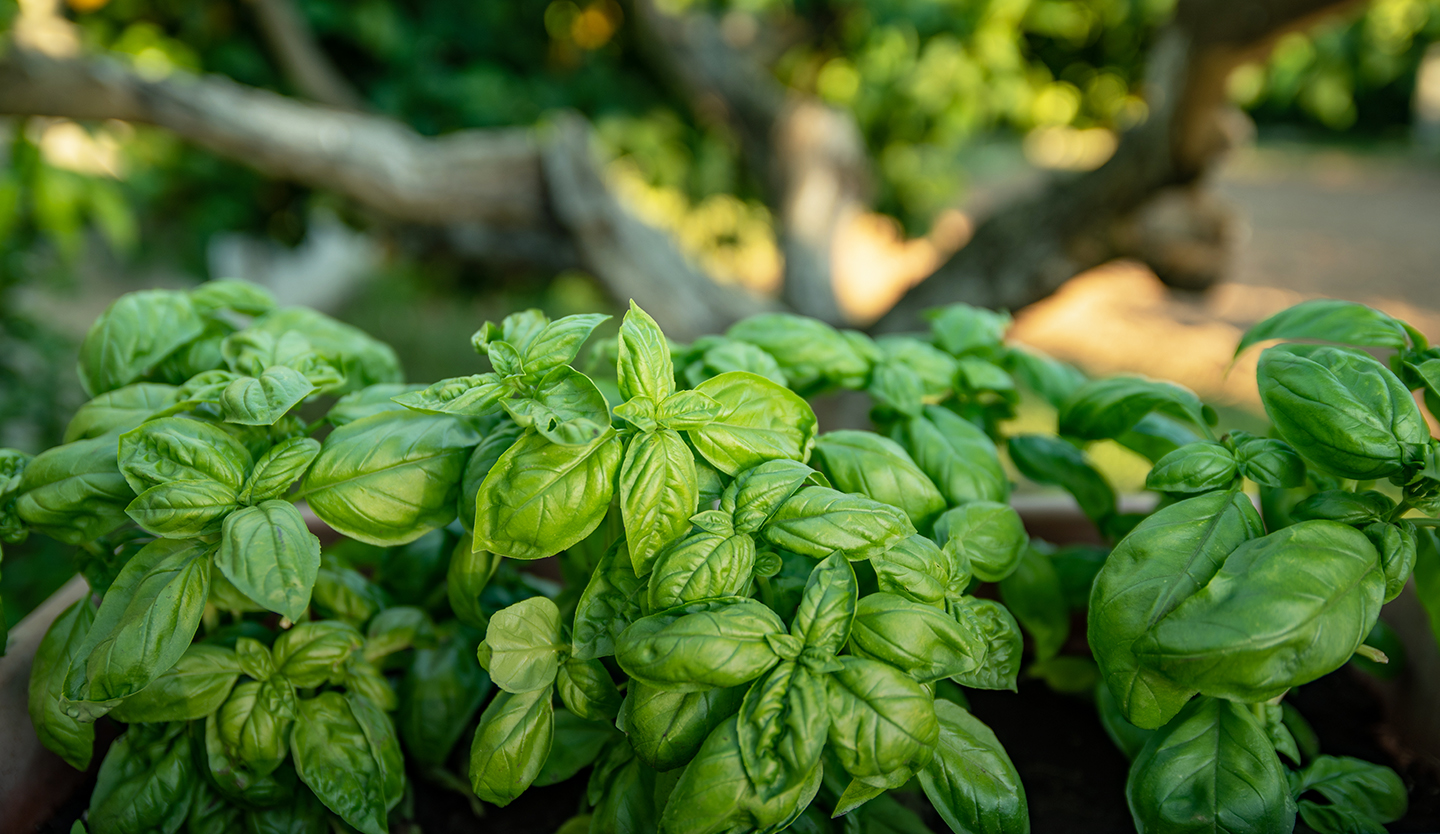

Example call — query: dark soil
[39,667,1440,834]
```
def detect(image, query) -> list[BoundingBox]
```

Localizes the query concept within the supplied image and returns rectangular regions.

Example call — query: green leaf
[850,593,983,682]
[724,459,817,535]
[618,301,675,402]
[871,534,953,607]
[763,487,915,562]
[622,428,700,576]
[948,597,1023,692]
[520,312,610,373]
[659,715,823,834]
[1291,489,1394,525]
[790,552,858,658]
[1145,442,1238,494]
[536,709,619,786]
[657,389,722,430]
[220,366,316,426]
[446,536,500,623]
[78,289,207,396]
[63,538,212,718]
[1089,490,1263,729]
[469,685,555,807]
[89,722,198,834]
[1290,755,1407,833]
[216,500,321,621]
[250,307,402,394]
[272,621,364,688]
[398,627,491,768]
[191,278,276,316]
[1007,435,1115,527]
[918,700,1028,834]
[64,383,179,443]
[327,383,424,426]
[109,644,241,724]
[202,714,297,807]
[480,597,565,694]
[392,373,510,417]
[1134,520,1384,704]
[1007,345,1086,408]
[302,410,480,546]
[737,661,829,799]
[615,598,786,692]
[620,681,746,772]
[1236,300,1410,357]
[899,407,1009,506]
[1257,345,1428,480]
[502,366,611,445]
[1095,677,1154,761]
[1060,376,1213,442]
[13,434,135,544]
[997,547,1069,662]
[726,313,871,391]
[1364,521,1416,602]
[1116,413,1205,464]
[459,419,523,534]
[241,785,328,834]
[126,478,239,538]
[1126,697,1295,834]
[28,598,97,769]
[934,501,1028,583]
[217,678,296,778]
[648,528,756,611]
[1414,528,1440,648]
[687,372,818,476]
[118,416,252,495]
[690,339,789,388]
[473,427,623,560]
[812,431,946,531]
[364,605,436,661]
[240,437,321,504]
[573,542,644,660]
[558,655,623,721]
[312,562,387,626]
[292,691,404,834]
[926,304,1010,356]
[825,655,938,788]
[1231,433,1306,489]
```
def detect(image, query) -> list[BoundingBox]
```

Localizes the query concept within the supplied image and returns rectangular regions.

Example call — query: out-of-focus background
[1,0,1439,622]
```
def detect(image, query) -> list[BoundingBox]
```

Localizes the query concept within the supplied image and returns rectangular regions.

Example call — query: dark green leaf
[620,681,746,772]
[1236,300,1410,357]
[535,709,619,786]
[1145,442,1238,494]
[89,722,198,834]
[398,627,491,768]
[216,500,320,621]
[1007,435,1115,526]
[737,661,829,799]
[1290,755,1406,833]
[64,383,179,443]
[109,644,241,724]
[1059,377,1212,442]
[79,289,207,397]
[469,685,554,807]
[997,548,1069,661]
[948,598,1023,692]
[14,434,135,544]
[28,598,96,769]
[850,593,983,682]
[292,691,404,834]
[763,487,914,562]
[813,431,946,531]
[825,656,938,788]
[616,598,786,692]
[622,428,700,576]
[918,700,1028,834]
[572,542,644,660]
[687,372,818,476]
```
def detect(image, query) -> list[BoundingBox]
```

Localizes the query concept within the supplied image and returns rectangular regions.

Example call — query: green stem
[1408,518,1440,527]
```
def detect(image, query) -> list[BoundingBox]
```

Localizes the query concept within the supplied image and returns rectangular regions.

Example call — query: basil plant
[9,282,1046,834]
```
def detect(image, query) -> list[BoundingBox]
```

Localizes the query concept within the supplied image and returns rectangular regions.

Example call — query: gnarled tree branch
[243,0,366,111]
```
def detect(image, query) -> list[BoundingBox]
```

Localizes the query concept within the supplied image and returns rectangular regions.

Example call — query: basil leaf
[327,383,423,426]
[949,597,1023,692]
[536,709,620,787]
[850,592,983,683]
[725,460,816,535]
[620,681,746,772]
[997,548,1069,661]
[521,312,610,373]
[503,365,610,445]
[392,373,509,417]
[1096,675,1154,760]
[1364,521,1416,602]
[899,407,1009,506]
[14,434,135,544]
[573,542,644,660]
[1236,299,1410,356]
[64,383,179,443]
[216,500,321,621]
[242,787,329,834]
[825,655,938,788]
[109,644,241,724]
[1290,755,1407,834]
[1291,489,1395,525]
[89,722,198,834]
[312,562,388,625]
[918,700,1028,834]
[812,431,946,531]
[789,552,857,658]
[399,628,491,768]
[615,598,786,692]
[618,301,674,402]
[727,313,871,391]
[292,691,404,834]
[1007,345,1086,408]
[187,781,243,834]
[63,538,211,718]
[763,487,914,562]
[934,501,1028,583]
[204,715,298,807]
[1089,490,1263,729]
[240,437,320,504]
[363,605,436,661]
[586,741,669,834]
[558,656,623,721]
[459,419,522,533]
[28,598,97,769]
[303,410,480,546]
[622,428,700,576]
[1007,434,1115,527]
[871,534,952,607]
[469,685,555,807]
[647,529,756,611]
[472,427,623,560]
[250,307,402,394]
[737,662,829,799]
[657,389,721,430]
[1116,413,1204,464]
[1060,376,1213,442]
[1126,697,1295,834]
[218,679,296,778]
[659,715,823,834]
[118,416,252,495]
[79,289,207,396]
[127,478,239,538]
[687,372,818,476]
[220,366,315,426]
[191,278,275,316]
[1145,441,1239,494]
[926,304,1010,356]
[1257,345,1428,480]
[1134,520,1384,703]
[272,621,364,688]
[479,596,565,694]
[1232,434,1306,488]
[691,339,789,388]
